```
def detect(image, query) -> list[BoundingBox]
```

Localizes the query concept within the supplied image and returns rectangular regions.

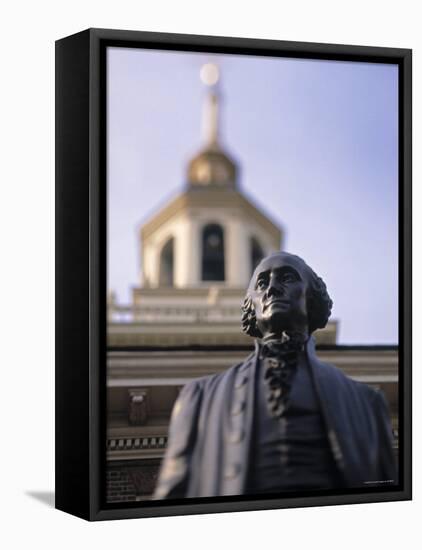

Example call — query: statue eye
[283,272,297,283]
[256,279,267,290]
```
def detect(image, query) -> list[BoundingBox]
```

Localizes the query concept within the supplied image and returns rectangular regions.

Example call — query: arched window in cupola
[250,236,264,276]
[159,238,174,287]
[202,224,225,281]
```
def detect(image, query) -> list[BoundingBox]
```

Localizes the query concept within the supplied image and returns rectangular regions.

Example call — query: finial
[200,63,220,146]
[200,63,220,87]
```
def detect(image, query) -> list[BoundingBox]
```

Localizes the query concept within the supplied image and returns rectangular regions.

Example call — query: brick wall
[106,460,161,503]
[106,467,137,503]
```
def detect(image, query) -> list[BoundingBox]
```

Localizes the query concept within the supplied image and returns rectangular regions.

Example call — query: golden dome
[187,144,237,188]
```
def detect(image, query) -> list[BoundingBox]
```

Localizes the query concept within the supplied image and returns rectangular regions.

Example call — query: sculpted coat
[154,337,396,498]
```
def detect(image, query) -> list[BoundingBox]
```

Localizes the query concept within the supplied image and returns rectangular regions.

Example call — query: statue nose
[266,283,283,298]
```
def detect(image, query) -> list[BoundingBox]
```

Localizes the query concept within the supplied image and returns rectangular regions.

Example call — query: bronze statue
[154,252,396,498]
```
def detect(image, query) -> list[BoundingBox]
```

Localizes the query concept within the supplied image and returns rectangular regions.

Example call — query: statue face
[249,254,309,337]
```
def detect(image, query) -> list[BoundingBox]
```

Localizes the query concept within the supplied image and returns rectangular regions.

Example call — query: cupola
[187,64,238,189]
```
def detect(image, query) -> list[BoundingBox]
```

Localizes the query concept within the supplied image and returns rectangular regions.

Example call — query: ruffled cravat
[259,332,307,418]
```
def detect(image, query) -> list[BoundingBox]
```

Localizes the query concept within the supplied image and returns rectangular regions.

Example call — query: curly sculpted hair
[241,253,333,338]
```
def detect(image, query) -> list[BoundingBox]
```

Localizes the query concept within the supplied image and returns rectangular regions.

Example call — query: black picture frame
[55,28,412,521]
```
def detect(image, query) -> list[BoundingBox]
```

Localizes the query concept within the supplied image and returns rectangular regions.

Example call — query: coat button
[224,464,241,479]
[231,401,245,415]
[234,376,248,389]
[328,430,344,461]
[227,430,244,443]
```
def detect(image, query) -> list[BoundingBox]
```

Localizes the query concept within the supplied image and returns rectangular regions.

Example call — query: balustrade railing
[108,304,242,324]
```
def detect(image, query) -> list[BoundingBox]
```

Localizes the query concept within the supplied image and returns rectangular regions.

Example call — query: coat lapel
[305,337,347,478]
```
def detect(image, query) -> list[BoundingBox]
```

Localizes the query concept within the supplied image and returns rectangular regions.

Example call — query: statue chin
[260,309,307,339]
[259,313,291,337]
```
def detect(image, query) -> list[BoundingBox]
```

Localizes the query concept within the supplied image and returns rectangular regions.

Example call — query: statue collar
[256,331,309,358]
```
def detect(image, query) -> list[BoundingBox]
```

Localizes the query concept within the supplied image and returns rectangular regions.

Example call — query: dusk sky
[107,46,398,345]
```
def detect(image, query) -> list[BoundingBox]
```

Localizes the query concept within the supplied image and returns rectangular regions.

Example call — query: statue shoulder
[311,355,351,386]
[313,355,386,404]
[179,352,255,397]
[206,351,255,384]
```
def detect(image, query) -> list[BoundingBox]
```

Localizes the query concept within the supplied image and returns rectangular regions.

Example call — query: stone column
[186,217,200,285]
[226,215,249,287]
[174,214,200,287]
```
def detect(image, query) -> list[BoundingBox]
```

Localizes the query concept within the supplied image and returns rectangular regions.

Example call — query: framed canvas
[55,28,412,521]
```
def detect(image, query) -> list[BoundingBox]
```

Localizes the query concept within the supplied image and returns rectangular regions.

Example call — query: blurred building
[106,66,398,503]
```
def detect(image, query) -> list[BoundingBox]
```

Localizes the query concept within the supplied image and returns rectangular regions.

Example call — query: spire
[200,63,221,146]
[202,92,219,146]
[187,63,238,188]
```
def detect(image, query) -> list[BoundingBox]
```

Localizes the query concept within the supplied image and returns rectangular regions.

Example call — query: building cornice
[107,348,398,386]
[140,188,282,243]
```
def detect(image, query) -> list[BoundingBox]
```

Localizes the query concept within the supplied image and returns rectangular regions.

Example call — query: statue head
[241,252,333,340]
